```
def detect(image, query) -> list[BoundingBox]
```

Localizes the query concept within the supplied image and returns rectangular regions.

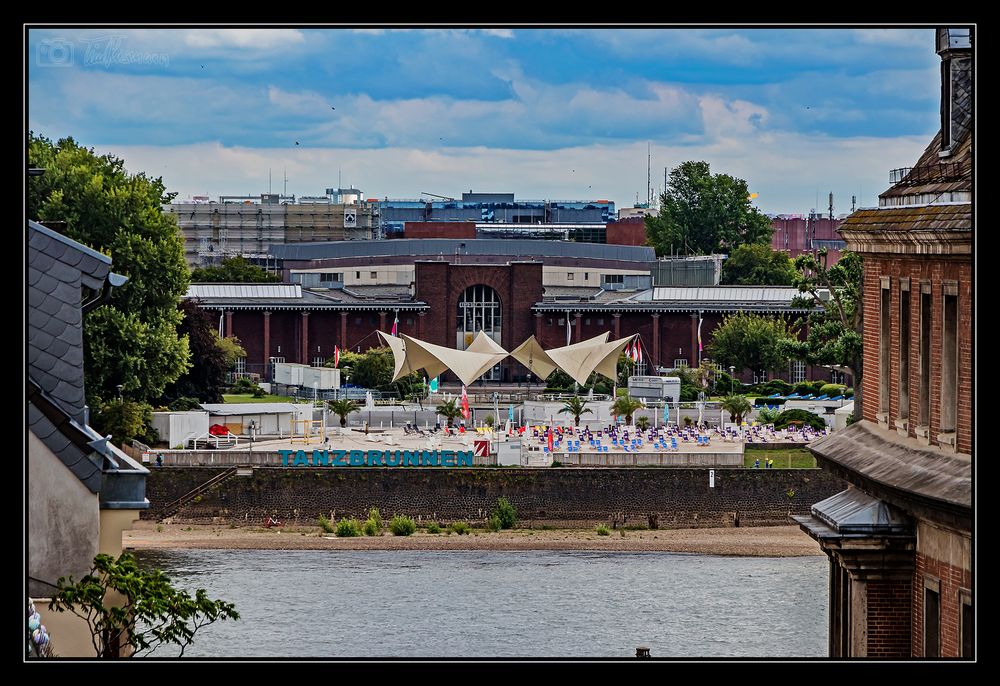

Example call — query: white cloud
[183,29,305,50]
[853,29,930,48]
[481,29,515,39]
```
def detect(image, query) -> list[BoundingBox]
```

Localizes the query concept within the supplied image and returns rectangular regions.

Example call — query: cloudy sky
[27,27,944,214]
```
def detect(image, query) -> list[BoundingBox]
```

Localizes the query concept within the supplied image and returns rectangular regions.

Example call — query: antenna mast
[646,142,651,206]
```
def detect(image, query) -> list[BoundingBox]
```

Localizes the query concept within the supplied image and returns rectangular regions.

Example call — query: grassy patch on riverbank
[744,447,815,469]
[223,394,295,403]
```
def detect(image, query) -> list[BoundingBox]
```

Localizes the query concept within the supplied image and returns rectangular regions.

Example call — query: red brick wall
[862,255,972,453]
[912,551,973,657]
[866,578,912,657]
[404,222,476,240]
[606,219,647,246]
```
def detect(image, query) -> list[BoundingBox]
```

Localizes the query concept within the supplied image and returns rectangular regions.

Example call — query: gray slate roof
[28,221,112,424]
[270,238,655,263]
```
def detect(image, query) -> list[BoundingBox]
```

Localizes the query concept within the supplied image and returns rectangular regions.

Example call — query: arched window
[457,285,502,380]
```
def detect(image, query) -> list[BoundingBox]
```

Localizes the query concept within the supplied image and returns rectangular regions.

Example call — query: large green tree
[708,311,797,375]
[28,134,191,415]
[645,161,772,256]
[335,347,423,399]
[720,244,796,285]
[159,300,240,405]
[190,256,280,283]
[783,249,864,417]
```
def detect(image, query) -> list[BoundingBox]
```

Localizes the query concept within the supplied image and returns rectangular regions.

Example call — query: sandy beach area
[123,521,822,557]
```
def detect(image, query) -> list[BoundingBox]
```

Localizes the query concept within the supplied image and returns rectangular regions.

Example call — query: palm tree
[635,416,650,431]
[436,399,463,428]
[721,394,752,426]
[328,398,361,427]
[558,395,593,427]
[612,395,645,426]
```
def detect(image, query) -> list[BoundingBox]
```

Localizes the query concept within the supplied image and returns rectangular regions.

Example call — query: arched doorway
[457,284,502,381]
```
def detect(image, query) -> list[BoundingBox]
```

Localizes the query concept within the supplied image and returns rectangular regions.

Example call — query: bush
[426,522,442,534]
[363,518,381,536]
[318,515,335,533]
[683,416,693,427]
[773,408,827,431]
[596,525,610,536]
[755,407,782,424]
[367,507,384,530]
[491,497,518,529]
[844,388,855,398]
[819,384,847,397]
[232,377,256,393]
[680,384,701,401]
[450,521,471,535]
[793,380,826,396]
[487,515,503,532]
[335,518,362,537]
[483,415,494,428]
[635,416,650,431]
[756,379,793,396]
[389,514,417,536]
[251,386,266,398]
[168,396,203,411]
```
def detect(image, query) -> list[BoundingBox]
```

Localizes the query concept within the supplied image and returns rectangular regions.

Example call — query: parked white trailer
[628,375,682,403]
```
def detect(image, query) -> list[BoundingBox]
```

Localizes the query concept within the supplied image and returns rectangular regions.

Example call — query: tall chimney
[936,28,972,157]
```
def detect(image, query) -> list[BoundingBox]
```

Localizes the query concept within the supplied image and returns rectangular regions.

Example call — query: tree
[190,256,280,283]
[327,399,360,428]
[435,399,463,428]
[91,399,158,445]
[49,552,238,658]
[645,161,772,256]
[784,250,864,418]
[28,134,190,419]
[708,312,797,375]
[159,300,231,405]
[337,347,423,399]
[558,395,593,427]
[720,244,796,285]
[611,395,644,425]
[720,394,753,425]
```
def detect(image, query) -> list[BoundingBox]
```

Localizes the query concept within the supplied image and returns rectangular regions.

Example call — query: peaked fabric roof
[547,333,633,386]
[509,336,560,380]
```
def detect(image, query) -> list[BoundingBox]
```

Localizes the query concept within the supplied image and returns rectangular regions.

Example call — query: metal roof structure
[186,282,427,311]
[188,283,302,299]
[533,285,815,314]
[270,238,655,263]
[199,403,305,416]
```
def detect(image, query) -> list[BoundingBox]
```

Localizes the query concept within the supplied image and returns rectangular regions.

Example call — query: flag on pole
[334,345,340,368]
[508,405,514,423]
[391,313,398,336]
[547,425,554,452]
[698,315,703,353]
[429,376,439,393]
[663,403,670,424]
[635,339,643,365]
[460,385,470,419]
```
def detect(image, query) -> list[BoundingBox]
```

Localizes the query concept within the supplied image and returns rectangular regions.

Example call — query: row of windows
[879,277,959,435]
[924,580,973,658]
[548,317,608,327]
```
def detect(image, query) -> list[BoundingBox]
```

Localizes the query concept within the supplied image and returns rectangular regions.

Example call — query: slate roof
[28,221,114,424]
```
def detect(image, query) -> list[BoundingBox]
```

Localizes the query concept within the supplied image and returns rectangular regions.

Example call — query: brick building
[795,28,973,658]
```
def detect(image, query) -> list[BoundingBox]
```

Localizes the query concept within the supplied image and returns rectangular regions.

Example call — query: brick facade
[865,578,913,657]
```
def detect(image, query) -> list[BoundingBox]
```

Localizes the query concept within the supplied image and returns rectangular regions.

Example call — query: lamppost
[729,366,736,395]
[116,384,124,402]
[526,371,532,399]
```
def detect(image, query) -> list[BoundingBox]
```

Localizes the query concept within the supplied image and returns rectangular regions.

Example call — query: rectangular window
[674,359,689,368]
[960,590,973,659]
[557,318,565,326]
[941,289,958,432]
[584,273,589,281]
[789,359,807,384]
[406,318,413,326]
[919,288,932,427]
[370,271,377,279]
[312,356,325,367]
[830,370,845,386]
[925,585,940,657]
[320,273,335,283]
[880,280,891,414]
[234,356,247,374]
[355,271,361,280]
[567,272,574,281]
[585,318,591,326]
[899,283,911,420]
[597,317,604,326]
[603,274,624,285]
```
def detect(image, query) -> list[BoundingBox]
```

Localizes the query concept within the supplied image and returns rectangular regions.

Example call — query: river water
[134,549,827,659]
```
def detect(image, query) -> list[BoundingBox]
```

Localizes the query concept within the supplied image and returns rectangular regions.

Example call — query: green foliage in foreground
[336,518,362,537]
[449,521,471,535]
[389,514,417,536]
[596,525,611,536]
[318,515,335,533]
[50,553,238,658]
[425,522,442,534]
[491,497,518,530]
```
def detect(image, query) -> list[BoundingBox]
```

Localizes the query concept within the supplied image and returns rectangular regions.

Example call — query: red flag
[547,426,554,452]
[460,385,470,419]
[334,345,340,368]
[635,339,643,364]
[391,316,398,336]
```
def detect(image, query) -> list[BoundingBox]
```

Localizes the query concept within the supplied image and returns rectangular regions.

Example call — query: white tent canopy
[379,330,635,388]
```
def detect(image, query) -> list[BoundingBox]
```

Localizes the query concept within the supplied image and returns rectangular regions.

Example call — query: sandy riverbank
[123,521,822,557]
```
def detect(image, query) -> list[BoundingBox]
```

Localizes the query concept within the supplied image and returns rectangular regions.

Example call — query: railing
[155,467,239,520]
[888,163,964,186]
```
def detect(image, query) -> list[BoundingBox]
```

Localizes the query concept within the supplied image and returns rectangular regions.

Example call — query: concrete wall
[557,451,742,467]
[143,466,845,529]
[28,432,100,599]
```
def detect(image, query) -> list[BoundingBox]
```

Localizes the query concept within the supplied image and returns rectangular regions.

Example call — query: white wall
[152,411,210,448]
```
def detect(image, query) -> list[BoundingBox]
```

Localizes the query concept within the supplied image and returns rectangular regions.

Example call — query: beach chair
[829,395,844,401]
[814,394,829,401]
[785,393,801,399]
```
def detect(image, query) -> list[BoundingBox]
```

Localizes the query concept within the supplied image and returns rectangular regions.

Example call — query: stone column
[613,313,621,340]
[651,313,660,370]
[224,310,233,338]
[262,311,271,380]
[534,312,543,339]
[379,311,387,332]
[418,311,426,339]
[340,311,348,350]
[300,311,310,364]
[574,313,582,343]
[690,313,699,366]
